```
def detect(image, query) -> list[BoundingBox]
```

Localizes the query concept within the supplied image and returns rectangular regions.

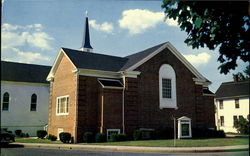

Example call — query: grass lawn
[15,137,249,147]
[88,138,249,147]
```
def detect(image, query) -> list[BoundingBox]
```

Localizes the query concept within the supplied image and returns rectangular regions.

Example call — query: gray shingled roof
[121,42,167,70]
[1,61,51,84]
[62,42,166,72]
[62,48,128,72]
[215,80,250,99]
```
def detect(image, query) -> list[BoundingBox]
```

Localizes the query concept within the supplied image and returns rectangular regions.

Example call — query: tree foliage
[234,64,250,81]
[234,117,249,134]
[162,1,250,74]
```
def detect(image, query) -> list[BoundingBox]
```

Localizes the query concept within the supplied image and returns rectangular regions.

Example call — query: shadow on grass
[0,143,24,148]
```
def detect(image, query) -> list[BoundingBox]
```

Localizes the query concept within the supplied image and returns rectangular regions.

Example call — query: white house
[215,77,249,133]
[1,61,51,136]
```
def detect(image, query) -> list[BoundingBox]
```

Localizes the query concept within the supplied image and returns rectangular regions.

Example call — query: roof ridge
[62,47,126,60]
[125,42,168,58]
[222,80,250,85]
[1,60,51,67]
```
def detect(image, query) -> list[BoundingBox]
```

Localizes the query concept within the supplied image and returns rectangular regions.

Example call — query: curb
[13,143,249,153]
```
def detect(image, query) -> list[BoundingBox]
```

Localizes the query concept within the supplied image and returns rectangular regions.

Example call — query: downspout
[121,72,126,134]
[74,70,79,143]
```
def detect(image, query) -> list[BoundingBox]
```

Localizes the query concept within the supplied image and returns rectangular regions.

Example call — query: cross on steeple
[80,11,93,52]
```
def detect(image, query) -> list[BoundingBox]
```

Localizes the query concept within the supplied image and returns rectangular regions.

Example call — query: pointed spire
[80,11,93,52]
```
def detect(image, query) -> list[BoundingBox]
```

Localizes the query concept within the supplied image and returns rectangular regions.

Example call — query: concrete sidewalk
[12,142,249,153]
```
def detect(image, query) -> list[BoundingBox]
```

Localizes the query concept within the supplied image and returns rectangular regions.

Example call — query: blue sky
[1,0,247,92]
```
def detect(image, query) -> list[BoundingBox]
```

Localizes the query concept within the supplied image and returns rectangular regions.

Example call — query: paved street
[1,146,248,156]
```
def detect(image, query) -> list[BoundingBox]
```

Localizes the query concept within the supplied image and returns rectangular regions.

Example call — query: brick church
[47,14,215,142]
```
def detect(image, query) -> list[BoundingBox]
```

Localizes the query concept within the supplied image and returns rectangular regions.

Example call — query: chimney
[233,74,239,82]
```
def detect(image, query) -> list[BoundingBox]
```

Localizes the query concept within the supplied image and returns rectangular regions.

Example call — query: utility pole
[172,115,176,147]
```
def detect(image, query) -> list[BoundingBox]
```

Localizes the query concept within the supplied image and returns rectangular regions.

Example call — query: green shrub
[133,130,142,140]
[20,132,26,137]
[59,132,71,143]
[110,134,127,142]
[192,128,225,138]
[37,130,47,139]
[15,129,22,136]
[95,133,106,143]
[7,131,12,134]
[234,117,249,134]
[48,134,57,141]
[25,133,29,137]
[83,132,94,143]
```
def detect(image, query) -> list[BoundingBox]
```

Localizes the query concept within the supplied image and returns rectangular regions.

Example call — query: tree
[234,117,249,134]
[162,1,249,74]
[234,64,250,81]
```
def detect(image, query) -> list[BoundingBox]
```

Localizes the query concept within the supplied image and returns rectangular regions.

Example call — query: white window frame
[177,116,192,139]
[57,128,64,140]
[159,64,177,109]
[106,129,120,141]
[56,95,69,116]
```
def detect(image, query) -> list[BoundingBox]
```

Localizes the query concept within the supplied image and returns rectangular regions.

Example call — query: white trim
[57,128,64,140]
[1,81,49,87]
[106,129,120,141]
[127,42,210,86]
[47,49,77,81]
[97,78,124,89]
[159,64,177,109]
[56,95,69,116]
[177,116,192,139]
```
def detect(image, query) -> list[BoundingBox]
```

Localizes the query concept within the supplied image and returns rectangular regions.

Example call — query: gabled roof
[47,42,210,85]
[62,48,128,72]
[121,42,166,70]
[1,61,51,84]
[215,80,249,99]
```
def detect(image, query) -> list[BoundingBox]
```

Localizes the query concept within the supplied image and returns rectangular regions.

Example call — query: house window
[220,116,224,126]
[162,78,172,98]
[239,115,243,120]
[56,96,69,115]
[57,128,63,140]
[30,94,37,111]
[233,115,237,126]
[177,116,192,139]
[159,64,177,109]
[107,129,120,142]
[2,92,10,111]
[219,100,223,109]
[235,99,239,109]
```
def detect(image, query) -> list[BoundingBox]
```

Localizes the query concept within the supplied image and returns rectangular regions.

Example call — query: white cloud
[2,47,50,64]
[2,23,53,64]
[89,20,114,33]
[184,52,212,66]
[118,9,178,35]
[2,23,53,50]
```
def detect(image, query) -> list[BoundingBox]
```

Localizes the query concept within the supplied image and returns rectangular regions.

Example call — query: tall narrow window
[56,96,69,115]
[159,64,177,109]
[220,116,224,126]
[233,115,237,126]
[30,94,37,111]
[219,100,223,109]
[2,92,10,111]
[162,78,171,98]
[235,99,239,108]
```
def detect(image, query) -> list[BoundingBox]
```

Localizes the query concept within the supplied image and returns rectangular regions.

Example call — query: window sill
[56,113,69,116]
[160,105,178,109]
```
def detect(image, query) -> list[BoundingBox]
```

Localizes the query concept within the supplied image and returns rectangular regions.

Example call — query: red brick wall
[128,47,215,130]
[48,54,77,141]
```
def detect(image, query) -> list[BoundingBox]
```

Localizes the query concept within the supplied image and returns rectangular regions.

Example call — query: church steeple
[80,11,93,52]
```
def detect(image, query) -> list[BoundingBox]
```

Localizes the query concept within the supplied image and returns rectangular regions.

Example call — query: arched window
[30,94,37,111]
[159,64,177,109]
[2,92,10,111]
